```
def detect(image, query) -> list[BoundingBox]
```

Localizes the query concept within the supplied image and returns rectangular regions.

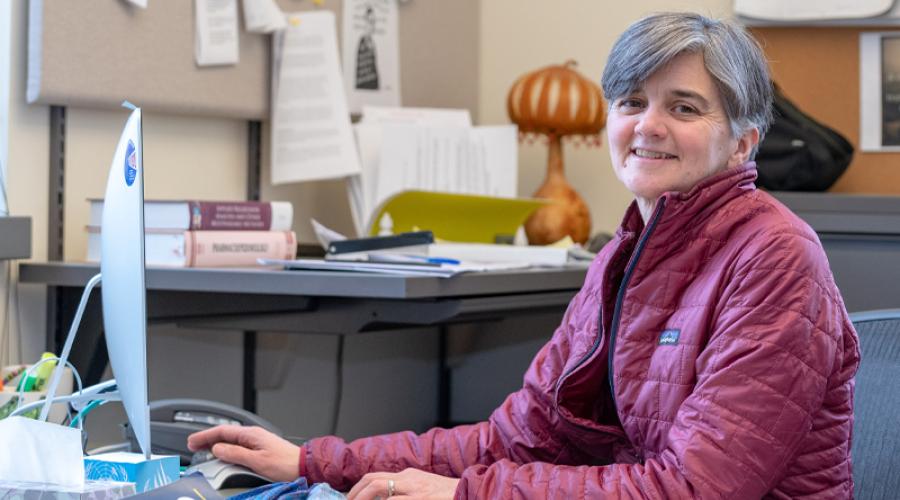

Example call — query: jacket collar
[616,162,759,242]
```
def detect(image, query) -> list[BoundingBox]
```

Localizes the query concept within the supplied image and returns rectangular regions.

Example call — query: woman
[188,13,860,499]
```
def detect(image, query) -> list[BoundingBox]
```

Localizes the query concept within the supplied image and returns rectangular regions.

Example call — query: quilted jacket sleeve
[453,228,859,499]
[300,275,613,492]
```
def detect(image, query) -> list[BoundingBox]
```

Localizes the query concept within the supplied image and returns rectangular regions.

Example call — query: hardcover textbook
[87,229,297,267]
[88,199,293,231]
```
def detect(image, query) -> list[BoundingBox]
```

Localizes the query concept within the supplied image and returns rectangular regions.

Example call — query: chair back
[849,309,900,500]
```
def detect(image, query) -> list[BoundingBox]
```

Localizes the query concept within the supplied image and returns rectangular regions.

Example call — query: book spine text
[190,201,291,231]
[186,230,297,267]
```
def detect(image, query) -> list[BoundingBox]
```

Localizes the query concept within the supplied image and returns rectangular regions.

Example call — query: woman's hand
[347,468,460,500]
[186,424,300,482]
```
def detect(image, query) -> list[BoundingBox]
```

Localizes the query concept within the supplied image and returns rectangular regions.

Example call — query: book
[88,199,293,231]
[87,228,297,268]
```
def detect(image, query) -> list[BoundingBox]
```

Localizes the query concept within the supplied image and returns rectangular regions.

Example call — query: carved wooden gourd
[508,61,605,245]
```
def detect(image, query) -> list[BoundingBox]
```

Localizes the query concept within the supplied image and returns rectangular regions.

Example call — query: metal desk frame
[19,261,585,426]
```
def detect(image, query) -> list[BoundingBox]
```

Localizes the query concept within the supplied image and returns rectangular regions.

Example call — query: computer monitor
[99,105,151,458]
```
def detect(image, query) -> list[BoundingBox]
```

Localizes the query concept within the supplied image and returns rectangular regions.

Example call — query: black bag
[755,86,854,191]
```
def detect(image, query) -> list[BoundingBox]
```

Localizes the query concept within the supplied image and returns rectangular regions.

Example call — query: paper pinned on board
[341,0,401,114]
[271,11,362,184]
[194,0,240,66]
[242,0,287,33]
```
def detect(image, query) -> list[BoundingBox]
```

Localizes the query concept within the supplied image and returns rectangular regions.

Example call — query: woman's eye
[618,98,643,109]
[673,104,698,115]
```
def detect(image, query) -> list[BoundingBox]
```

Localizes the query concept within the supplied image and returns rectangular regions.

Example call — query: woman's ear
[728,127,760,168]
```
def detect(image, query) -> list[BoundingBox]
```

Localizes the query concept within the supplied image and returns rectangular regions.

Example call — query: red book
[88,199,293,231]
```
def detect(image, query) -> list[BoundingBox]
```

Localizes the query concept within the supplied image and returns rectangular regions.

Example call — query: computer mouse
[184,458,270,489]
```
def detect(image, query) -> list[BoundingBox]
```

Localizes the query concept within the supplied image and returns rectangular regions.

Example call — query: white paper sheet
[360,106,471,126]
[860,32,900,152]
[347,107,474,235]
[194,0,240,66]
[0,417,85,488]
[372,124,518,227]
[271,12,362,184]
[341,0,401,114]
[242,0,286,33]
[260,257,529,277]
[124,0,148,8]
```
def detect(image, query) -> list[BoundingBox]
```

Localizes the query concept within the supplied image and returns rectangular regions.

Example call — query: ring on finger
[387,479,395,497]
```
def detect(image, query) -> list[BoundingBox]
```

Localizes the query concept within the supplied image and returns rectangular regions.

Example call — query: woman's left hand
[347,468,459,500]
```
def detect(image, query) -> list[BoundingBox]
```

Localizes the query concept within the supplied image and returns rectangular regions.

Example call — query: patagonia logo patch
[658,329,680,346]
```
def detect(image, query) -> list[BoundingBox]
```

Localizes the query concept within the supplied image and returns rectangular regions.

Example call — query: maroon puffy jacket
[299,164,860,499]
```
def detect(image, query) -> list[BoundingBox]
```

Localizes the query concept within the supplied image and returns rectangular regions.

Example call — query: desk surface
[19,261,589,299]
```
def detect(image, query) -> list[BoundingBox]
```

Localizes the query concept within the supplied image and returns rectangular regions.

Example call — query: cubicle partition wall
[773,192,900,312]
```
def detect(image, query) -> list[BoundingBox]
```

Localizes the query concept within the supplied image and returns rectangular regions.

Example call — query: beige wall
[480,0,733,234]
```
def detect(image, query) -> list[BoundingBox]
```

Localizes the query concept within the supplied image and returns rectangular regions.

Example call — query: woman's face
[606,52,758,207]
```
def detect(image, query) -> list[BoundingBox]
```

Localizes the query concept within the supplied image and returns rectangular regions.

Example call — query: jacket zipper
[608,198,667,415]
[554,199,667,412]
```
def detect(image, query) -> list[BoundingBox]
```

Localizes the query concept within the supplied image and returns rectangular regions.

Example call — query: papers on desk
[259,258,530,278]
[194,0,240,66]
[304,222,595,278]
[348,106,518,236]
[271,11,361,184]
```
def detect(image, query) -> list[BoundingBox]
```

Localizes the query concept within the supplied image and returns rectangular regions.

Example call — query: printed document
[242,0,286,33]
[194,0,240,66]
[371,124,517,222]
[341,0,401,114]
[271,12,362,184]
[348,107,480,235]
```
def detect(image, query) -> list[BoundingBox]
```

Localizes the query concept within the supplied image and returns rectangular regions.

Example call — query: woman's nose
[634,107,667,138]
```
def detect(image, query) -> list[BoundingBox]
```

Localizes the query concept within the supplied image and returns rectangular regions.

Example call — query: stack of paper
[347,106,518,236]
[259,258,530,278]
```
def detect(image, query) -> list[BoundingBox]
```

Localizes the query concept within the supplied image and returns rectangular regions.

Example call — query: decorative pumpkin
[508,60,605,245]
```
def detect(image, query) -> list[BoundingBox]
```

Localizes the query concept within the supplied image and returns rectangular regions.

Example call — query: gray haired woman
[189,13,859,499]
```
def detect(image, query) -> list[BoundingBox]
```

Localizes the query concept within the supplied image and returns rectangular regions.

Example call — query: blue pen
[367,254,461,266]
[424,256,461,265]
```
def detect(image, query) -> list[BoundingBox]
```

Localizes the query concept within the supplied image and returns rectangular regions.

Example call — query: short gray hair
[601,12,773,142]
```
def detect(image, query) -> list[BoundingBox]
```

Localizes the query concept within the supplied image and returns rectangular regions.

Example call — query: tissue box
[84,453,179,493]
[0,480,135,499]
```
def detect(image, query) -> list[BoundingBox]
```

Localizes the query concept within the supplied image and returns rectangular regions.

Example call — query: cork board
[26,0,480,120]
[751,26,900,194]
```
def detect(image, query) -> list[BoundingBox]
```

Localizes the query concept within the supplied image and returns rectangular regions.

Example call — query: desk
[18,262,586,425]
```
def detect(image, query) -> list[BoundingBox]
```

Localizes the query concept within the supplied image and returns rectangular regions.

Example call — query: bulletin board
[751,26,900,194]
[26,0,480,120]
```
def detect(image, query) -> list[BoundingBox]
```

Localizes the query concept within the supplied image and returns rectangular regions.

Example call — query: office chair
[848,309,900,500]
